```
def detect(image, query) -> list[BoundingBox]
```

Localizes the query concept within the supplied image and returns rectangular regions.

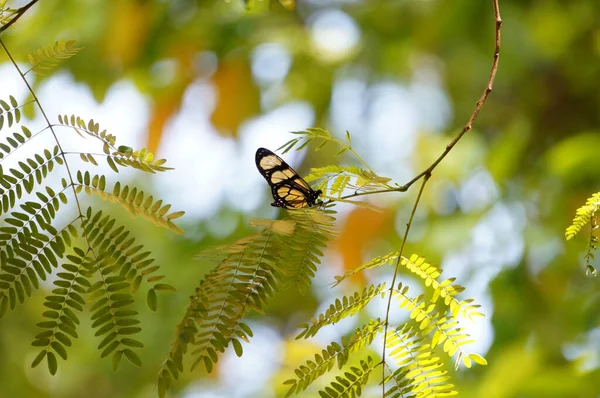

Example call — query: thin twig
[380,173,429,395]
[400,0,502,192]
[0,38,87,222]
[0,0,40,34]
[380,0,502,394]
[339,0,502,204]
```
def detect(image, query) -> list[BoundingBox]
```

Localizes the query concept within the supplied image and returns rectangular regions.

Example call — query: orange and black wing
[255,147,322,209]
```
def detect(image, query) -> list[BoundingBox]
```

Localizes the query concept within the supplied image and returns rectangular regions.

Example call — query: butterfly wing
[255,147,322,209]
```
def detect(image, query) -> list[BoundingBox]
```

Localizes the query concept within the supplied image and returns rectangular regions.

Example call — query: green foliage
[154,128,486,398]
[306,165,394,199]
[56,114,172,173]
[157,208,337,397]
[383,324,456,398]
[565,192,600,276]
[400,254,484,321]
[565,192,600,240]
[72,171,184,235]
[284,319,384,396]
[296,284,386,339]
[279,128,396,201]
[0,95,22,129]
[31,247,91,374]
[393,281,477,370]
[333,251,400,287]
[0,2,17,28]
[318,356,378,398]
[280,208,337,294]
[0,43,183,376]
[26,40,82,75]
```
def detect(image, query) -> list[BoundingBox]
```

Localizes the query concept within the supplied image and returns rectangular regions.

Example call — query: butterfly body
[255,147,322,209]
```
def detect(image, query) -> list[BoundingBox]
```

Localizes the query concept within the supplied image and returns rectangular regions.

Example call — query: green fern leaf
[280,208,337,294]
[27,40,82,75]
[285,319,384,396]
[0,146,62,216]
[31,247,92,374]
[82,207,174,299]
[0,95,21,130]
[87,251,144,369]
[318,356,378,398]
[566,192,600,240]
[189,231,280,373]
[401,254,483,321]
[393,282,480,369]
[0,214,78,318]
[383,324,457,398]
[333,251,400,287]
[77,177,184,234]
[296,284,386,339]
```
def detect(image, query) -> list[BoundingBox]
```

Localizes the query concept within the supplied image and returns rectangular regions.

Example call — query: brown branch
[337,0,502,206]
[0,0,40,34]
[381,0,502,394]
[401,0,502,191]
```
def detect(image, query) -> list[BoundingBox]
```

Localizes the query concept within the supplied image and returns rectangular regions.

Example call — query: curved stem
[381,173,429,395]
[380,1,502,393]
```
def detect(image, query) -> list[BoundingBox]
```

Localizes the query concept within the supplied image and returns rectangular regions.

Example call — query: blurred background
[0,0,599,397]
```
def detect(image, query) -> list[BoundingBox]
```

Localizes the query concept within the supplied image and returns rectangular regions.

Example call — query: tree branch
[400,0,502,191]
[381,0,502,393]
[0,0,40,34]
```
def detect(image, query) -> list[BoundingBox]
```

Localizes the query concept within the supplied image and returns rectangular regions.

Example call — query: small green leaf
[51,341,68,360]
[31,350,47,368]
[112,350,123,371]
[146,288,157,311]
[123,348,142,367]
[232,338,243,357]
[469,353,487,366]
[154,284,176,292]
[107,157,118,173]
[47,351,58,375]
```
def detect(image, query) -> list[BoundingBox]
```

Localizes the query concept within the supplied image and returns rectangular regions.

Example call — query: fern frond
[393,283,477,369]
[57,115,172,173]
[31,247,92,375]
[305,165,393,198]
[0,95,22,130]
[278,128,376,174]
[566,192,600,240]
[158,227,291,395]
[0,185,67,251]
[565,192,600,276]
[157,287,206,397]
[73,173,184,235]
[401,254,483,321]
[87,247,144,370]
[0,212,78,318]
[285,319,384,396]
[0,146,63,215]
[318,356,378,398]
[333,251,400,287]
[81,208,175,309]
[296,284,386,339]
[280,208,336,294]
[383,324,456,398]
[0,4,18,26]
[26,40,82,75]
[188,230,281,373]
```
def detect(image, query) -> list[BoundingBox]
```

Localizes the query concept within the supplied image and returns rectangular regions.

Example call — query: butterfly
[255,147,322,209]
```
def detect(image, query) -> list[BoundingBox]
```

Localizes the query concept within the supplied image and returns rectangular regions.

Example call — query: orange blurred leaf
[336,207,393,286]
[210,56,259,136]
